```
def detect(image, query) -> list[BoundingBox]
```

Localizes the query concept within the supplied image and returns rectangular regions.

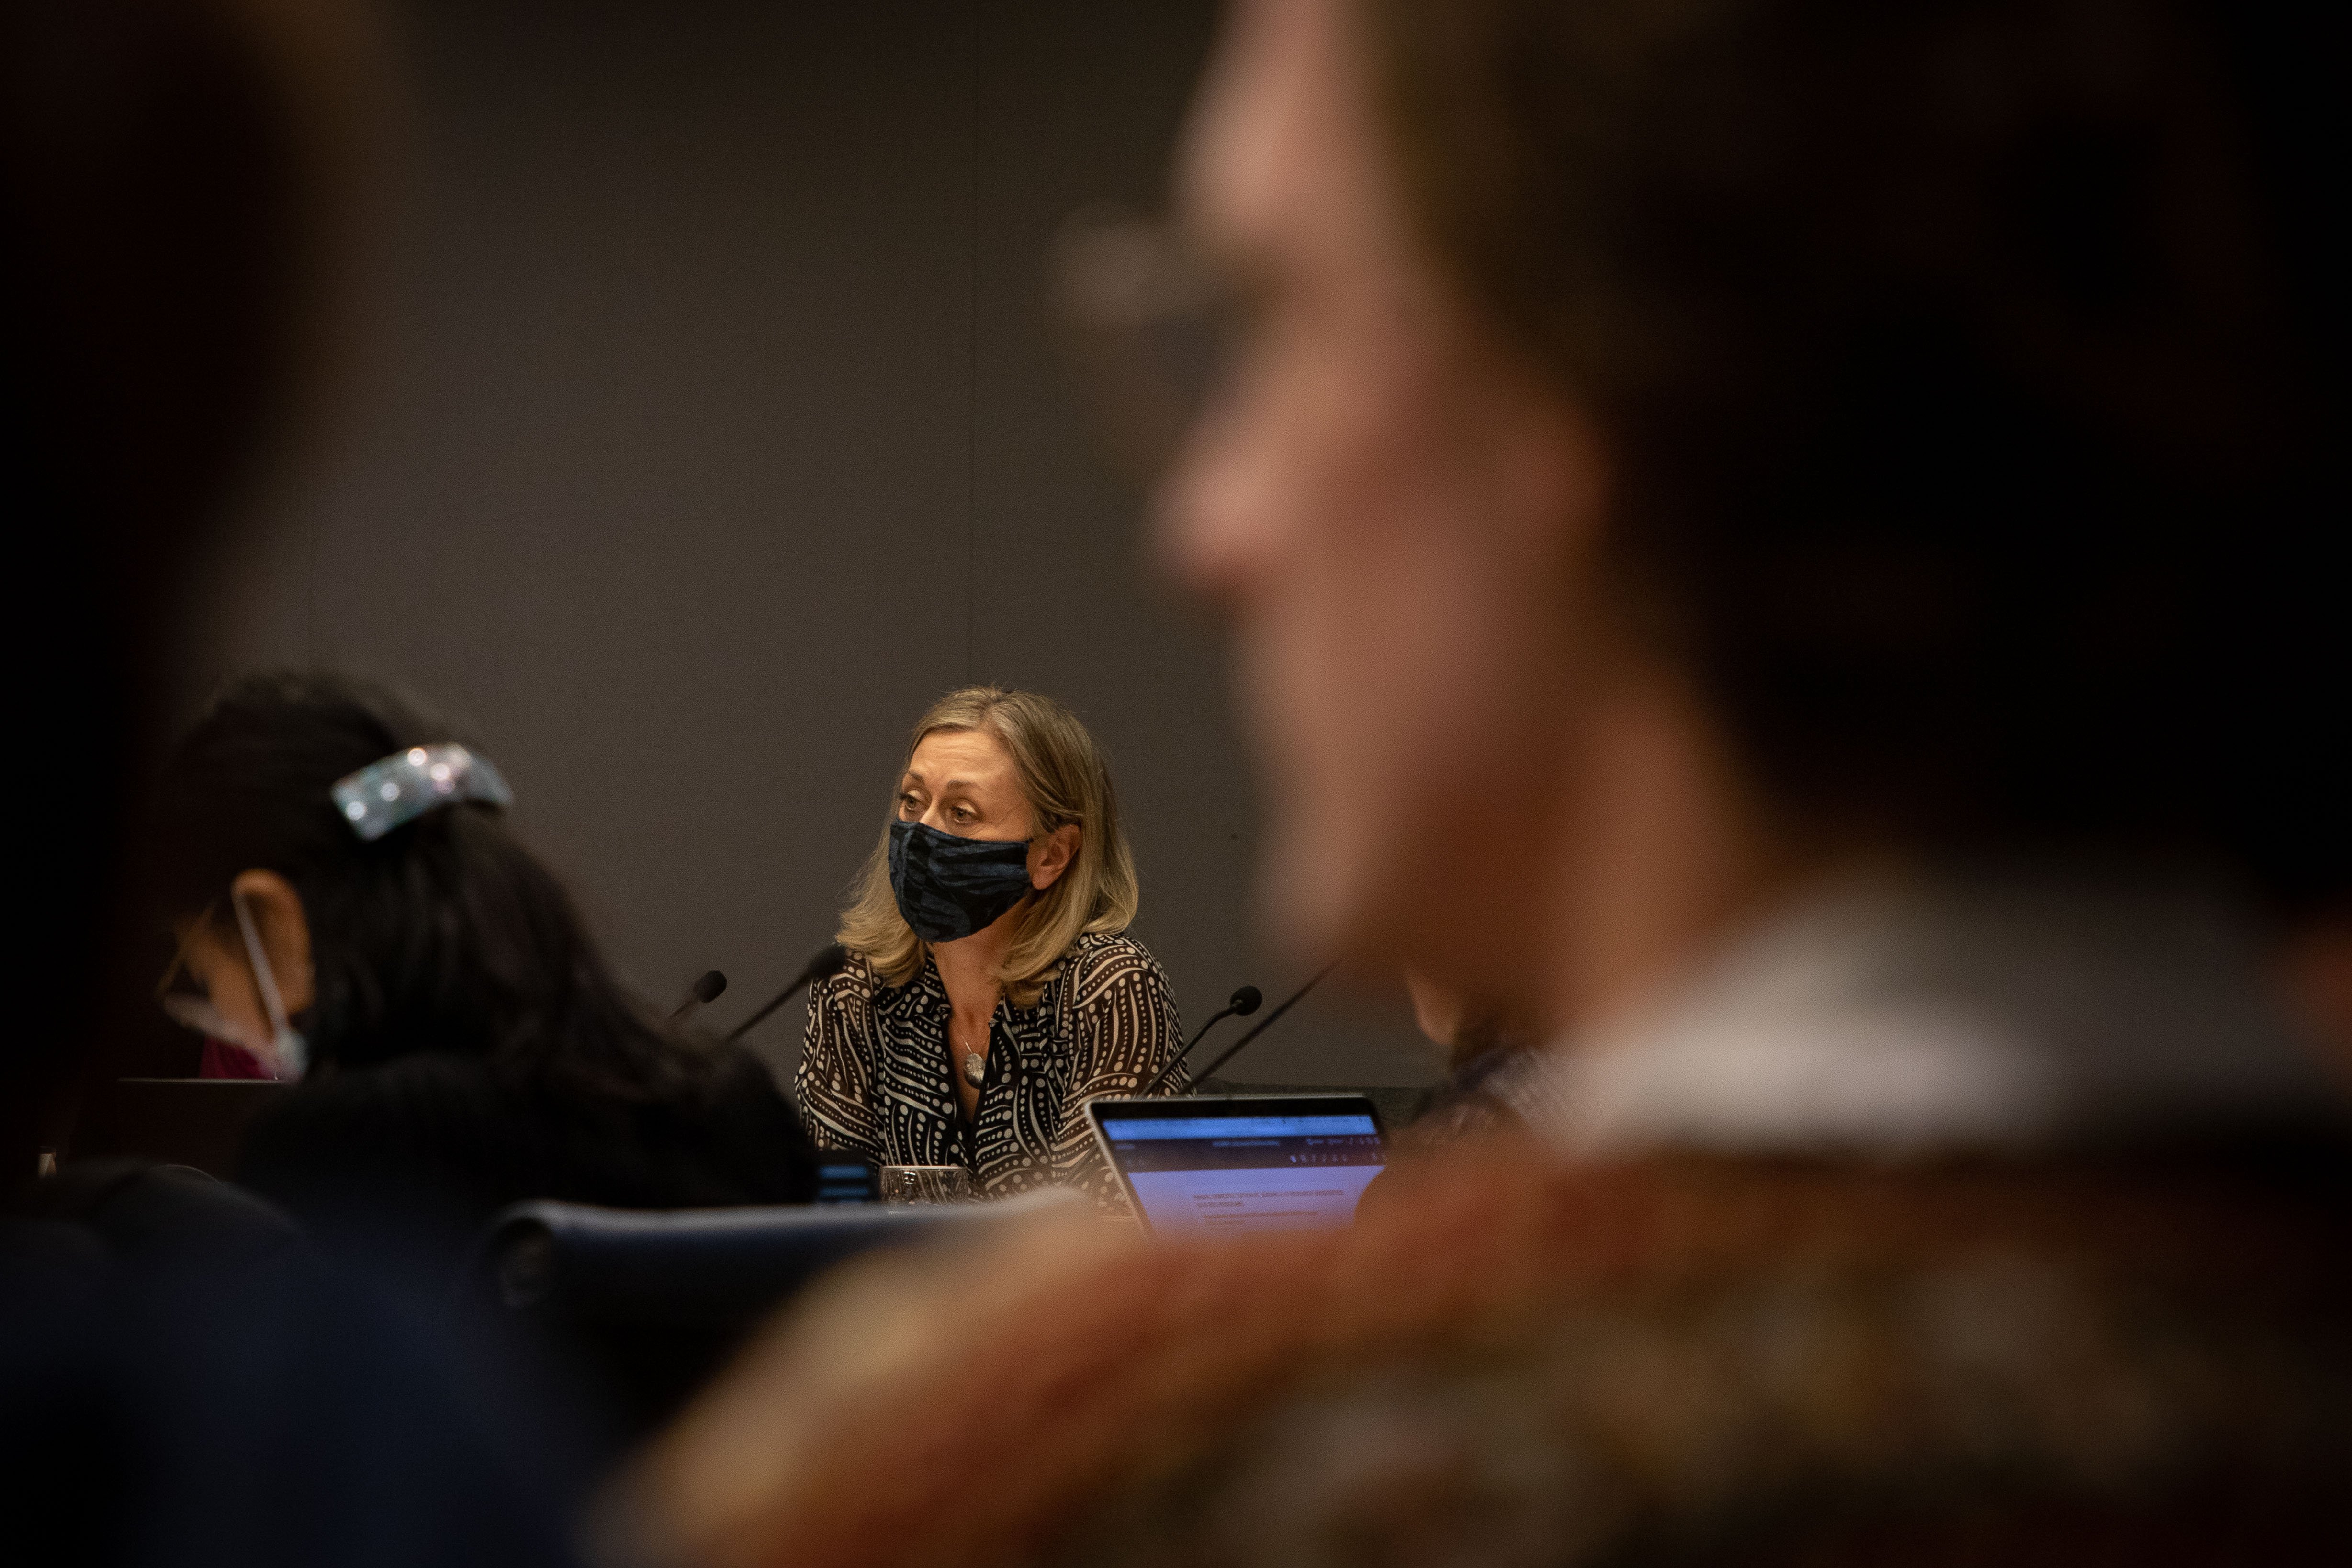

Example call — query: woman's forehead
[907,726,1013,783]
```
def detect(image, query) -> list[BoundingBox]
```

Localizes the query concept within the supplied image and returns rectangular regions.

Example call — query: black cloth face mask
[889,819,1036,943]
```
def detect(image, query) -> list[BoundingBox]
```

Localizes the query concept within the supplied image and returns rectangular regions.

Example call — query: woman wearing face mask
[797,686,1182,1202]
[153,670,823,1259]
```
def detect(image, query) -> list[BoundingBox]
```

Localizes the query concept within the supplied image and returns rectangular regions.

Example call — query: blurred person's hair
[154,671,719,1105]
[1358,0,2341,906]
[839,686,1140,1006]
[1,0,383,1178]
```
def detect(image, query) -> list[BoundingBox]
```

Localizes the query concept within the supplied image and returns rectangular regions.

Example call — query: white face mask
[160,889,309,1081]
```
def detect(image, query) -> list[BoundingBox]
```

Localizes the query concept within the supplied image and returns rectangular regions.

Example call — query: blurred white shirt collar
[1539,872,2345,1159]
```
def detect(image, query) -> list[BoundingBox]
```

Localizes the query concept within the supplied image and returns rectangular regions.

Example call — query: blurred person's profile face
[1162,0,1624,998]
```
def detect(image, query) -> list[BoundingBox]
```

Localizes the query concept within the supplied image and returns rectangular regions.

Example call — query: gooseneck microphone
[668,969,728,1025]
[1184,961,1339,1090]
[1137,983,1263,1096]
[725,943,852,1043]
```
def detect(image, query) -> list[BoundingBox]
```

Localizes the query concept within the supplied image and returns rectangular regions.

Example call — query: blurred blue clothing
[2,1164,596,1568]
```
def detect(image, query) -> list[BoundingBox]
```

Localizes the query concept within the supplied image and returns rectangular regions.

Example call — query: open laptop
[1085,1093,1387,1235]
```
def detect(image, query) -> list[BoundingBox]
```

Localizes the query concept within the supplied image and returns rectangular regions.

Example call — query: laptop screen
[1089,1095,1388,1234]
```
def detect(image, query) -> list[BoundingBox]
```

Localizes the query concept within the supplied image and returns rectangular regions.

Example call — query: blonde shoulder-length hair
[837,686,1139,1006]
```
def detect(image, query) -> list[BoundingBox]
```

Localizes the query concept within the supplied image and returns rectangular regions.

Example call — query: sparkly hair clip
[331,743,514,842]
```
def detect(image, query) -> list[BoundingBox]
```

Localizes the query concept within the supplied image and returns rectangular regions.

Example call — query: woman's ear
[1030,825,1081,891]
[231,869,315,1014]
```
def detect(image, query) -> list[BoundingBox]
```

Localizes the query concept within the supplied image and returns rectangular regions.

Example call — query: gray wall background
[182,0,1440,1091]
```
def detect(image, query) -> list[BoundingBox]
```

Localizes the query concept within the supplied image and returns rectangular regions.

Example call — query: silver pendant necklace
[958,1037,986,1088]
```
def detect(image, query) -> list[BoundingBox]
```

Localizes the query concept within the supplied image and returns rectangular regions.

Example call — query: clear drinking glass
[878,1164,979,1205]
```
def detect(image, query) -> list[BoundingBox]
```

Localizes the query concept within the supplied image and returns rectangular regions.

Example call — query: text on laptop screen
[1099,1111,1385,1234]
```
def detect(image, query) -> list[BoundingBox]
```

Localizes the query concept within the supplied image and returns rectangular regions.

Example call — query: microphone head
[691,969,728,1005]
[1229,984,1263,1016]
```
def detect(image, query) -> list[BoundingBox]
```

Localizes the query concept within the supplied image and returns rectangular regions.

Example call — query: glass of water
[878,1164,979,1205]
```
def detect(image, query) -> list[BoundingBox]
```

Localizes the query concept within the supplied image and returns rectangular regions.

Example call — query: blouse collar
[880,944,1078,1018]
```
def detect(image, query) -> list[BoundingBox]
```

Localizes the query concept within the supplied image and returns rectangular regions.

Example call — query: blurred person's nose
[1155,403,1282,618]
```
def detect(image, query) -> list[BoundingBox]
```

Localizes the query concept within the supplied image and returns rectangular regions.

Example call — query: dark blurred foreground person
[630,0,2351,1562]
[2,0,373,1185]
[4,3,593,1562]
[154,670,823,1264]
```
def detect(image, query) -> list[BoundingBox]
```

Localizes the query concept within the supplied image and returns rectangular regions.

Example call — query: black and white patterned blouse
[795,931,1186,1203]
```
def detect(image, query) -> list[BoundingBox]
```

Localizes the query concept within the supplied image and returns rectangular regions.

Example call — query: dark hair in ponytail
[154,670,701,1100]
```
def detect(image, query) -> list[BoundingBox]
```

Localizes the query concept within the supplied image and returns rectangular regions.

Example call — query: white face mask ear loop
[231,888,308,1080]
